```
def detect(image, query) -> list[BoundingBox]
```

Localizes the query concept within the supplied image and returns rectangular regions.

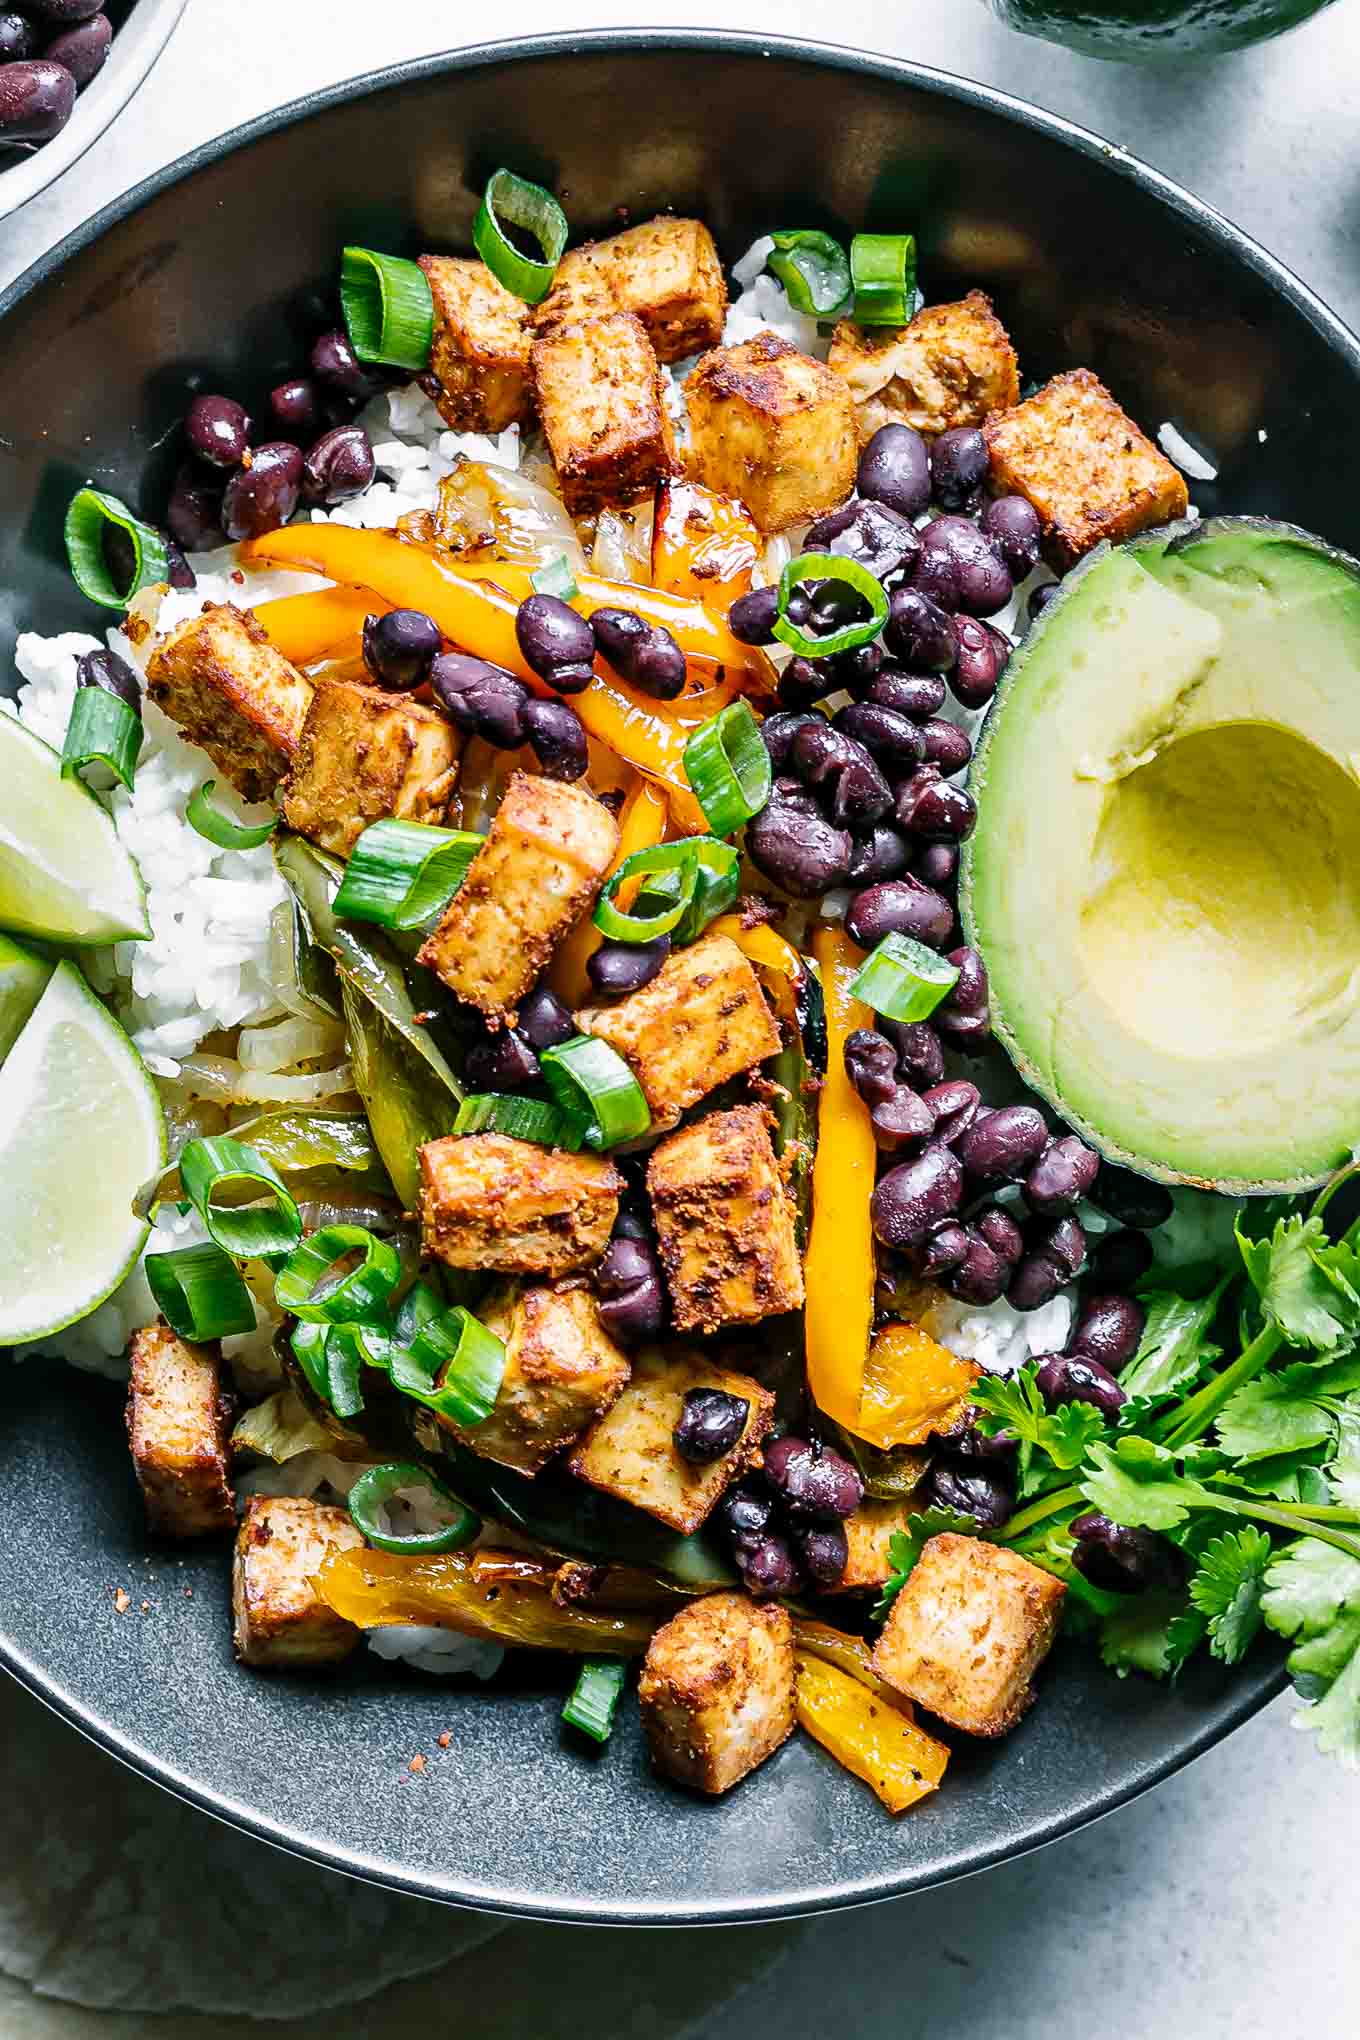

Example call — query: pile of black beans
[737,421,1041,903]
[718,1435,866,1596]
[0,0,115,157]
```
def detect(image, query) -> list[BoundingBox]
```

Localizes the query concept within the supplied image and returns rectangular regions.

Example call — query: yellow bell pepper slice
[550,777,670,1007]
[650,479,760,605]
[317,1545,657,1655]
[858,1322,982,1450]
[804,923,878,1435]
[792,1617,904,1706]
[252,586,381,667]
[794,1650,949,1814]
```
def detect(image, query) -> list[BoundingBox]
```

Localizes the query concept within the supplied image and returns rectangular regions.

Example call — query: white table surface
[4,2,1360,2033]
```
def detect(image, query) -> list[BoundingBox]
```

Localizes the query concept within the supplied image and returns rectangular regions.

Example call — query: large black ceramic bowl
[0,30,1348,1924]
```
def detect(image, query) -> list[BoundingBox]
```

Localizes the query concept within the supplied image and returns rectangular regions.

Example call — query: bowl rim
[0,26,1324,1923]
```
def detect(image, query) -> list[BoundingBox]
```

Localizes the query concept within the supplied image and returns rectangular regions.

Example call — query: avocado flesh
[962,517,1360,1193]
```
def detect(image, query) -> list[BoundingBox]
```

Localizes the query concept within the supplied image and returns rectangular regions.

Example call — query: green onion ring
[593,840,703,943]
[454,1092,586,1148]
[290,1319,334,1402]
[64,488,169,609]
[348,1461,482,1554]
[767,230,853,318]
[531,553,579,600]
[61,688,141,793]
[847,932,960,1022]
[682,700,774,836]
[318,1322,368,1419]
[849,232,917,327]
[186,779,277,850]
[273,1222,402,1325]
[178,1135,303,1260]
[339,246,435,371]
[473,168,569,306]
[539,1036,650,1150]
[772,553,890,660]
[332,819,484,932]
[408,1306,507,1428]
[561,1658,627,1744]
[145,1242,257,1341]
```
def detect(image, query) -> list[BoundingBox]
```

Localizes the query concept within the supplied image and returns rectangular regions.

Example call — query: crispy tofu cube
[567,1344,772,1532]
[125,1319,234,1539]
[281,677,460,856]
[417,255,534,434]
[647,1106,803,1334]
[419,1133,622,1278]
[836,1498,923,1594]
[685,330,858,534]
[531,311,679,515]
[575,932,779,1128]
[532,242,619,333]
[418,771,619,1020]
[443,1282,631,1474]
[872,1533,1066,1737]
[827,291,1020,443]
[231,1495,364,1668]
[639,1590,795,1794]
[604,217,726,363]
[983,368,1190,570]
[146,602,314,802]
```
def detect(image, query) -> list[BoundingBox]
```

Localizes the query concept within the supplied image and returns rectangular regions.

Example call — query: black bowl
[1,29,1339,1921]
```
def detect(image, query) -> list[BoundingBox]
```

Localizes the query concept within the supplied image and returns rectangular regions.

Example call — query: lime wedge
[0,711,149,945]
[0,961,164,1345]
[0,932,53,1064]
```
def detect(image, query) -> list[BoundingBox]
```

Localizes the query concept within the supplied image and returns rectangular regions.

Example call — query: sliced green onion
[290,1319,334,1402]
[474,168,569,306]
[178,1135,302,1260]
[339,246,435,371]
[683,700,773,836]
[531,553,579,600]
[408,1305,506,1427]
[766,230,853,318]
[145,1242,257,1341]
[273,1222,402,1325]
[332,819,483,931]
[64,487,169,609]
[318,1322,367,1418]
[454,1092,585,1147]
[630,839,741,945]
[772,553,890,660]
[393,1278,443,1350]
[540,1035,650,1150]
[848,932,960,1022]
[562,1657,627,1744]
[348,1461,481,1555]
[849,232,916,327]
[187,778,276,850]
[593,840,702,943]
[61,688,141,792]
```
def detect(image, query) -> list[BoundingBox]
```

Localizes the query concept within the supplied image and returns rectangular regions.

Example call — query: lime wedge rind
[0,711,149,947]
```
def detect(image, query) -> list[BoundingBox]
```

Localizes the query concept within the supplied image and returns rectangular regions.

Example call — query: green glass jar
[985,0,1337,58]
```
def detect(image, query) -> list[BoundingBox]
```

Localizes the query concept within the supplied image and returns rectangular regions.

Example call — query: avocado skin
[984,0,1335,60]
[961,515,1360,1196]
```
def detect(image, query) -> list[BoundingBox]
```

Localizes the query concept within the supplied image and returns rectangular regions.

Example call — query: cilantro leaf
[871,1507,979,1622]
[1215,1370,1338,1462]
[1262,1537,1360,1766]
[1236,1215,1360,1353]
[972,1362,1107,1471]
[1079,1435,1221,1531]
[1186,1526,1272,1664]
[1327,1398,1360,1509]
[1099,1591,1195,1679]
[1119,1280,1228,1401]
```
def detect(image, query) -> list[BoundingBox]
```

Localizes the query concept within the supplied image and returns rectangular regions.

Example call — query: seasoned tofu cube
[418,771,619,1021]
[639,1590,795,1794]
[872,1533,1066,1737]
[575,932,779,1127]
[836,1498,923,1594]
[231,1495,364,1668]
[419,1132,622,1278]
[604,217,726,363]
[983,368,1190,570]
[530,311,679,515]
[567,1344,772,1532]
[532,242,619,333]
[685,330,858,534]
[443,1282,631,1474]
[125,1319,234,1538]
[146,602,314,802]
[418,254,534,433]
[281,677,460,856]
[827,291,1020,443]
[647,1105,803,1333]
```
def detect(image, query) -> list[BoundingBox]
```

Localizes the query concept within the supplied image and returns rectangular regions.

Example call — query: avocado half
[961,517,1360,1194]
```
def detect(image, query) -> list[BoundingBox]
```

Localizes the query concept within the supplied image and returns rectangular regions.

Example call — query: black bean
[920,516,1013,617]
[302,423,375,505]
[184,394,250,469]
[947,1230,1011,1304]
[591,606,686,700]
[1010,1252,1066,1313]
[880,1018,945,1089]
[912,842,960,895]
[791,718,852,789]
[1071,1292,1146,1372]
[913,1219,969,1279]
[164,539,195,591]
[75,646,140,715]
[722,1481,776,1541]
[934,946,991,1052]
[948,1421,1019,1466]
[1042,1215,1088,1280]
[515,984,575,1050]
[846,875,953,952]
[674,1387,751,1465]
[746,796,852,898]
[515,593,597,692]
[1025,1134,1101,1216]
[1091,1163,1175,1230]
[0,14,34,59]
[871,1142,964,1247]
[587,934,670,996]
[735,1530,803,1598]
[919,718,972,775]
[857,422,931,518]
[269,378,320,438]
[1070,1514,1183,1594]
[28,0,102,17]
[1027,581,1061,624]
[166,464,224,552]
[310,327,382,404]
[909,545,961,613]
[796,1521,850,1590]
[522,697,588,780]
[220,441,303,541]
[896,766,977,842]
[870,1084,937,1154]
[981,494,1042,578]
[941,946,988,1014]
[831,752,893,830]
[763,1436,864,1522]
[759,712,821,779]
[594,1230,667,1343]
[464,1026,539,1091]
[957,1103,1049,1182]
[430,653,529,747]
[362,608,441,691]
[1036,1351,1126,1419]
[885,586,956,672]
[777,655,837,710]
[975,1204,1024,1262]
[0,57,73,140]
[843,1028,900,1109]
[929,426,990,509]
[920,1080,983,1148]
[950,614,1010,710]
[868,669,946,720]
[846,823,910,886]
[833,702,925,770]
[805,496,921,581]
[927,1460,1013,1528]
[828,641,885,693]
[1088,1228,1154,1290]
[44,10,108,87]
[729,585,780,645]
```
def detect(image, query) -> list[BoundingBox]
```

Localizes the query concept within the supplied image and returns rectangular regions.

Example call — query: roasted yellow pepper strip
[550,777,669,1006]
[804,923,878,1435]
[252,586,382,666]
[792,1617,905,1706]
[794,1651,949,1815]
[858,1322,982,1451]
[650,479,760,605]
[317,1545,657,1655]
